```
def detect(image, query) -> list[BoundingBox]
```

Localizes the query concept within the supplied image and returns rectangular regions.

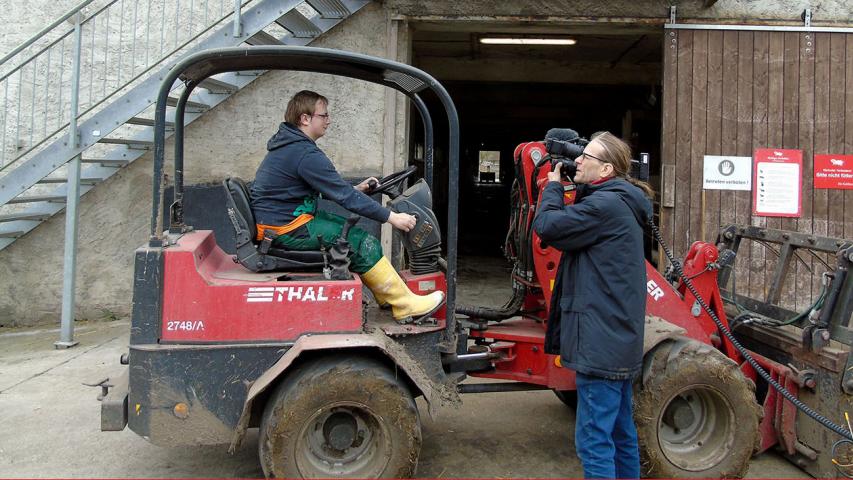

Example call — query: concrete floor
[0,256,807,478]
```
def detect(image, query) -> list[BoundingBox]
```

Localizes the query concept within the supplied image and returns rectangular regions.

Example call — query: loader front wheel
[634,340,761,478]
[258,355,422,478]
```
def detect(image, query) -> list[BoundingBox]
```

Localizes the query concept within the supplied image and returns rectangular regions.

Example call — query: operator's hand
[388,212,417,232]
[355,177,379,193]
[547,163,562,182]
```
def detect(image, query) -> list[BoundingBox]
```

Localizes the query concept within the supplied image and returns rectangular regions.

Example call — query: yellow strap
[256,213,314,241]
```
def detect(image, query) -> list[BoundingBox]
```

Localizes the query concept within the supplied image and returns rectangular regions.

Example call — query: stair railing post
[56,12,84,349]
[232,0,243,38]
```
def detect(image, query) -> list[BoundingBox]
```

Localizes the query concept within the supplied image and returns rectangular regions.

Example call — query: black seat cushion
[223,177,257,242]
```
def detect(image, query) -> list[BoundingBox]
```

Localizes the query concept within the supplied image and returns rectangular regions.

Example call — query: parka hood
[267,122,314,151]
[588,177,652,226]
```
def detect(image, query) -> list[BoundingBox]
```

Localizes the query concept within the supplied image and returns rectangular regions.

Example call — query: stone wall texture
[2,0,853,326]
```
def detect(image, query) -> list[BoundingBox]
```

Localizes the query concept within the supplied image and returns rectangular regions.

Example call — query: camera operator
[533,132,653,479]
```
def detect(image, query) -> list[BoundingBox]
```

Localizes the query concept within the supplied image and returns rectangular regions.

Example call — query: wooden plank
[660,29,680,259]
[736,31,754,303]
[690,30,708,246]
[780,31,800,311]
[813,33,832,306]
[828,34,847,240]
[719,31,739,248]
[797,31,816,311]
[674,30,694,256]
[844,35,853,241]
[766,32,786,302]
[749,31,770,301]
[705,30,724,243]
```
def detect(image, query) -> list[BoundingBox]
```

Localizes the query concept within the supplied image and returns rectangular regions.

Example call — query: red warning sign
[814,154,853,189]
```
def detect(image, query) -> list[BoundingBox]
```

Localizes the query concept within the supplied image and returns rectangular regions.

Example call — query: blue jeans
[575,372,640,479]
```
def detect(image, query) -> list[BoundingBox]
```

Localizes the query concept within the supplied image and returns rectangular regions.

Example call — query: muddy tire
[634,339,761,478]
[258,355,422,478]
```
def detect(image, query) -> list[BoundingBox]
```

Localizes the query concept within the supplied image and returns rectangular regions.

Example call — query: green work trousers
[272,210,383,273]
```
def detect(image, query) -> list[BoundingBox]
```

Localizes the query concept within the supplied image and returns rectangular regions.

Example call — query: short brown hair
[592,132,654,198]
[285,90,328,125]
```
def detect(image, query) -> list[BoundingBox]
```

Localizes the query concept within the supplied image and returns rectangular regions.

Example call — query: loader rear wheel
[634,340,761,478]
[258,355,422,478]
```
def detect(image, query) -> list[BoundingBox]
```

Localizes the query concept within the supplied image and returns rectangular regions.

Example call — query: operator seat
[222,177,326,273]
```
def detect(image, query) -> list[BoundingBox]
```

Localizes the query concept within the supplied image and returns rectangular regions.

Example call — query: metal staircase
[0,0,370,250]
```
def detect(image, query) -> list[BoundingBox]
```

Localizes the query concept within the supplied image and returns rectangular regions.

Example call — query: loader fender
[642,314,687,356]
[229,330,458,452]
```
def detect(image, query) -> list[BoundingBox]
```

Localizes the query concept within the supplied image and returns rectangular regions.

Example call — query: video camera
[543,128,651,183]
[544,128,588,181]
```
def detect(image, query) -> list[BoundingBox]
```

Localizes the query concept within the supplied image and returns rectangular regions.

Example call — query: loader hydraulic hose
[649,219,853,442]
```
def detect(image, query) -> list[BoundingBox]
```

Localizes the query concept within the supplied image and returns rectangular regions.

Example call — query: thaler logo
[774,151,783,156]
[246,286,339,303]
[647,280,664,301]
[830,158,844,166]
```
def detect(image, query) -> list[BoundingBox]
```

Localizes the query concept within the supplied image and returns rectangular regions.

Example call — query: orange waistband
[256,213,314,241]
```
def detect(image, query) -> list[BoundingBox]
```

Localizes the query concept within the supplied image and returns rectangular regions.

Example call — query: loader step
[0,230,25,238]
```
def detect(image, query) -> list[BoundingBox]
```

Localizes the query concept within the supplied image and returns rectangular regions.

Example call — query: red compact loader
[98,46,853,478]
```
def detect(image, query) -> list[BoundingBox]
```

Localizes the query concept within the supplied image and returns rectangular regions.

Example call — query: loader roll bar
[150,46,460,349]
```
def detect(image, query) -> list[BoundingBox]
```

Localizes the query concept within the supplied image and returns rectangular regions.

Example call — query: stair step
[166,96,210,111]
[126,117,175,128]
[307,0,350,18]
[81,158,131,166]
[276,10,322,38]
[38,177,101,185]
[98,138,154,149]
[0,213,51,223]
[0,230,25,238]
[8,195,67,204]
[199,78,238,94]
[245,30,284,46]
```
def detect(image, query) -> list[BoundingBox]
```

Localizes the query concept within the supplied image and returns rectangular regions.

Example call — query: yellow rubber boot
[361,257,445,322]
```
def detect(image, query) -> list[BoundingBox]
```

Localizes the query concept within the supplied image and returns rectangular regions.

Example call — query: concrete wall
[386,0,853,24]
[0,2,397,326]
[3,0,853,327]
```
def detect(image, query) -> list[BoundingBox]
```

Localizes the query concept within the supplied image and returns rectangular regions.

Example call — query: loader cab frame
[146,46,461,349]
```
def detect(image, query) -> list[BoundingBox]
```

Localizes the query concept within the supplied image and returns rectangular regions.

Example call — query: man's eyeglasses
[580,151,607,163]
[312,113,330,119]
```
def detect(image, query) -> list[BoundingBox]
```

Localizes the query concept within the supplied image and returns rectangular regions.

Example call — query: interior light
[479,38,577,46]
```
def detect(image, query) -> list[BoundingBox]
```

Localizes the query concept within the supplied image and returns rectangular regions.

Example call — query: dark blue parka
[533,178,652,380]
[251,122,390,226]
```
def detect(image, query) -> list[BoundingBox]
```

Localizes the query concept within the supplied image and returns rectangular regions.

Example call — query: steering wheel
[368,165,418,198]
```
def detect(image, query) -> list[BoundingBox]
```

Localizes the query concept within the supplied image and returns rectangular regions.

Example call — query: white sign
[703,155,752,190]
[755,162,801,215]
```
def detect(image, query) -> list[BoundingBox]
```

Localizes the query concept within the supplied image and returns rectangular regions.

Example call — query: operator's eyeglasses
[312,113,331,119]
[579,151,607,163]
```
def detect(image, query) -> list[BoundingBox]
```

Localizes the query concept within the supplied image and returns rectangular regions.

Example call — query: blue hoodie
[251,122,391,226]
[533,177,653,380]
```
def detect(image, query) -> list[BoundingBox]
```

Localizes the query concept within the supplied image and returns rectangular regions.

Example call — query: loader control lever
[327,215,360,280]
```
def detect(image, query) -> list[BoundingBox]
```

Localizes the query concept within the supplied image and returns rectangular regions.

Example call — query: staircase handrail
[0,0,99,70]
[0,0,255,172]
